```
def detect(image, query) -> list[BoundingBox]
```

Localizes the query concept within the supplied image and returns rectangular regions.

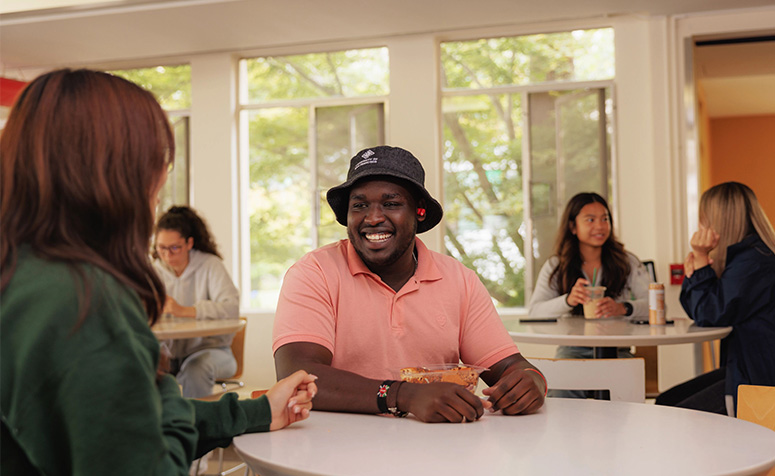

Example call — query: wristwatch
[623,302,634,316]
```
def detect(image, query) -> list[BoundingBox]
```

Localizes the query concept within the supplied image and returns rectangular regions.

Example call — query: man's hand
[481,367,545,415]
[480,354,545,415]
[398,382,491,423]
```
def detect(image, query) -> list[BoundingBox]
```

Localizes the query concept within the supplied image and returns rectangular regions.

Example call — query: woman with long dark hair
[656,182,775,415]
[153,205,240,398]
[529,193,650,366]
[1,69,316,475]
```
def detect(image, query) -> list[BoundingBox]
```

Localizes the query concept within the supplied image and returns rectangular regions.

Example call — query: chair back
[229,317,247,379]
[738,384,775,430]
[642,260,657,282]
[529,357,646,403]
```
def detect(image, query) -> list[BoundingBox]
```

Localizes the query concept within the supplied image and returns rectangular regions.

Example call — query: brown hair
[700,182,775,277]
[153,206,222,259]
[0,69,173,324]
[549,192,631,313]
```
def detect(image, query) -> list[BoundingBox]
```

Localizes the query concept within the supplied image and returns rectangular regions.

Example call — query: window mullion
[522,91,534,305]
[310,104,319,250]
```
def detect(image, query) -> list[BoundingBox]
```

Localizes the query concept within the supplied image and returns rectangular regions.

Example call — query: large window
[441,28,615,307]
[239,48,389,310]
[110,64,191,212]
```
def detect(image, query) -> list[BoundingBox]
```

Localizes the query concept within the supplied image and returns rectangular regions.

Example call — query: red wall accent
[1,78,28,107]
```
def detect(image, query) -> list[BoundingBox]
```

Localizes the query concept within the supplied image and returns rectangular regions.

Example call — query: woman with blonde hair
[656,182,775,415]
[1,69,316,475]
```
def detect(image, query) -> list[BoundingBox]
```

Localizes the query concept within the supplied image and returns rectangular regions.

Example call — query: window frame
[236,54,390,311]
[439,45,618,307]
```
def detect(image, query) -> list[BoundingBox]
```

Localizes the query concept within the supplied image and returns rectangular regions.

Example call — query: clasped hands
[266,370,318,430]
[566,278,625,318]
[398,368,544,423]
[684,225,719,278]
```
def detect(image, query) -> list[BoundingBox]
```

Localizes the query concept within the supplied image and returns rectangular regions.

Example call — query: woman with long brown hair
[529,193,649,393]
[1,69,315,475]
[656,182,775,415]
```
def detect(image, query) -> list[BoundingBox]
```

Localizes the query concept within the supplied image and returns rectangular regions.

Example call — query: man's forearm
[298,364,383,413]
[275,347,384,414]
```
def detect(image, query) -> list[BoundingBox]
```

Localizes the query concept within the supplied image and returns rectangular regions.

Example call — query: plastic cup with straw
[583,267,606,318]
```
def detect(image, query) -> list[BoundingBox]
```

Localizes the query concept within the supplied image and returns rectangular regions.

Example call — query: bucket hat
[326,146,443,233]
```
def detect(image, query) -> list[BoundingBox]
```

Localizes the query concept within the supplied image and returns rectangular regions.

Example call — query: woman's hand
[683,250,714,279]
[594,297,626,318]
[162,296,196,318]
[686,225,719,275]
[266,370,318,431]
[684,251,696,279]
[566,278,591,307]
[689,226,719,269]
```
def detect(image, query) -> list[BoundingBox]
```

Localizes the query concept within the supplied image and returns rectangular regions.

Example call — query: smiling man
[272,146,546,423]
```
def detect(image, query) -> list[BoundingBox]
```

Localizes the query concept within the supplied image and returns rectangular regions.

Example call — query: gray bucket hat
[326,146,443,233]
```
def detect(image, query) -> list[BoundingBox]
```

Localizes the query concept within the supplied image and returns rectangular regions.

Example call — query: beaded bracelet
[377,380,394,414]
[377,380,408,417]
[524,368,548,397]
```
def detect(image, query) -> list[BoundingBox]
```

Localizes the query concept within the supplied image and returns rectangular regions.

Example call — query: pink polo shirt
[273,238,519,380]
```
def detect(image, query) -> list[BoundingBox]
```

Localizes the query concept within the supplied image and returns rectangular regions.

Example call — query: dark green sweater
[1,248,271,475]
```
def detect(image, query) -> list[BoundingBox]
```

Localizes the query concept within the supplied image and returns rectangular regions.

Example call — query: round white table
[504,316,731,358]
[150,316,245,340]
[233,399,775,476]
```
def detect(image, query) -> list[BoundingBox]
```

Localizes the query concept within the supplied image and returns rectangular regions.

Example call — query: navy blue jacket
[680,234,775,401]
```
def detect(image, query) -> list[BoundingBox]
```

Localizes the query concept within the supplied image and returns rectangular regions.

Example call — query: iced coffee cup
[582,286,607,319]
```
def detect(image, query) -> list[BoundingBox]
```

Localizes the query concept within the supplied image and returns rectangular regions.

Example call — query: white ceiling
[1,0,773,117]
[2,0,775,69]
[695,39,775,117]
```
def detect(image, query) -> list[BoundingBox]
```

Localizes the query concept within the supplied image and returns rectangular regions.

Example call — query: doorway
[694,35,775,221]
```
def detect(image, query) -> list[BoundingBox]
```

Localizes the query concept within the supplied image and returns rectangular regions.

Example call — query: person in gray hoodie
[153,206,241,398]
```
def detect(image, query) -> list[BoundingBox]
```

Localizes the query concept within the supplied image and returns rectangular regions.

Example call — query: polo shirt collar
[345,237,444,283]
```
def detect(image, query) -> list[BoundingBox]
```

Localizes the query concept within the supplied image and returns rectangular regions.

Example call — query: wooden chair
[738,384,775,429]
[217,317,248,391]
[529,357,646,403]
[194,318,251,476]
[737,385,775,476]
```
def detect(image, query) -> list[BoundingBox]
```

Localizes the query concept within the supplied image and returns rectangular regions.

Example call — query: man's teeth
[365,233,392,242]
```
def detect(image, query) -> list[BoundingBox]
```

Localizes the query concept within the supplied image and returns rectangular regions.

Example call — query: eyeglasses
[156,244,184,254]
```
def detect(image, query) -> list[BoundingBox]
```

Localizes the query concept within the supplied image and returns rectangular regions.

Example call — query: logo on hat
[354,157,378,170]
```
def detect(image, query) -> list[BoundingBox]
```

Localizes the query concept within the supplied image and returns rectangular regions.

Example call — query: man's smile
[364,232,392,243]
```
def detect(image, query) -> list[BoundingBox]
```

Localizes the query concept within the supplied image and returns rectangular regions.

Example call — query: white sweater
[528,252,650,318]
[154,249,240,359]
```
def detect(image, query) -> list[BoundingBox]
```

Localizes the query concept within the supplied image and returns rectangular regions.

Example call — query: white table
[150,316,245,340]
[504,316,731,358]
[504,316,732,347]
[233,399,775,476]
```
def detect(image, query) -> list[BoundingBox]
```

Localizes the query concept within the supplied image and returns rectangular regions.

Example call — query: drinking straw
[592,267,598,287]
